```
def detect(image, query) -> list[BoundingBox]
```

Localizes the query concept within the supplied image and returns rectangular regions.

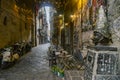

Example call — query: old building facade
[0,0,32,48]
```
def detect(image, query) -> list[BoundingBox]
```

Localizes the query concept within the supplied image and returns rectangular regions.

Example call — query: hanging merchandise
[93,5,111,45]
[92,0,97,27]
[87,0,92,8]
[92,0,97,7]
[95,5,109,38]
[97,0,104,7]
[35,3,39,16]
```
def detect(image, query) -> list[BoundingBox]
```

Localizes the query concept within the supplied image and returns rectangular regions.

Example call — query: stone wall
[0,0,31,48]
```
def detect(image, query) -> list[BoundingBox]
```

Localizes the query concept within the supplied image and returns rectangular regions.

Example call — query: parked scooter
[1,48,13,69]
[0,42,32,69]
[1,47,20,69]
[12,43,22,57]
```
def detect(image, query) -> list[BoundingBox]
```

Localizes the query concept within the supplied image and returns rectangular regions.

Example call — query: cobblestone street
[0,43,62,80]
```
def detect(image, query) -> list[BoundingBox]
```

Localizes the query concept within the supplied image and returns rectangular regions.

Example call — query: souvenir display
[84,46,120,80]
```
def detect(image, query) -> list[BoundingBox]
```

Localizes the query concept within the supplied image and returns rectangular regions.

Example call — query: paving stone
[0,43,62,80]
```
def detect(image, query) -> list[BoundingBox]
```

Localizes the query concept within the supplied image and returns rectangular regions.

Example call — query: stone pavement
[0,43,63,80]
[65,70,84,80]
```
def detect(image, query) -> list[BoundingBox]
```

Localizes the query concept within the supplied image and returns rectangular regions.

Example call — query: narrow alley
[0,43,61,80]
[0,0,120,80]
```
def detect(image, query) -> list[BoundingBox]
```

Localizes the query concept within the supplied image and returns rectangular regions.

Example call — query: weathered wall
[0,0,31,48]
[108,0,120,74]
[108,0,120,45]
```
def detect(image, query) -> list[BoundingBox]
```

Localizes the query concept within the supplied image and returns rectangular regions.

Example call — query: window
[3,16,7,25]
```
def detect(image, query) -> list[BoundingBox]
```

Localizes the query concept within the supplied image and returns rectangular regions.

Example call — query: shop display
[84,46,120,80]
[93,5,111,45]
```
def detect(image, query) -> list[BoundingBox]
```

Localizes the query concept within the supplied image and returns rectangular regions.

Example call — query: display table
[84,46,120,80]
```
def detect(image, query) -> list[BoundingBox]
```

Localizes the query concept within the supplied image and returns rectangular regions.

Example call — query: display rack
[84,46,120,80]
